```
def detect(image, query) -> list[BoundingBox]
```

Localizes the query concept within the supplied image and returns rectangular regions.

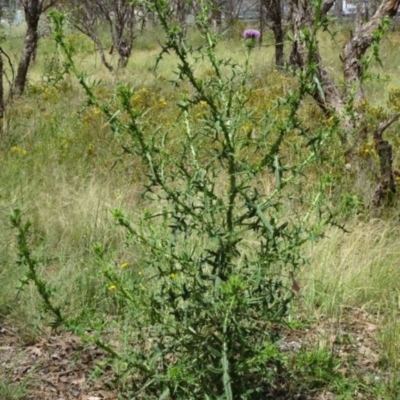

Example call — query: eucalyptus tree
[12,0,58,96]
[63,0,136,71]
[289,0,400,209]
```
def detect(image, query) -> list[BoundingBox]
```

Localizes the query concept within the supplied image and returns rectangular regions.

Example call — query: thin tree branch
[0,47,15,103]
[0,47,15,84]
[374,112,400,141]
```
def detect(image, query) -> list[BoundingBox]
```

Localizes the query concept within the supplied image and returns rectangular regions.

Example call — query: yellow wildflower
[121,262,129,269]
[10,146,27,155]
[108,284,117,291]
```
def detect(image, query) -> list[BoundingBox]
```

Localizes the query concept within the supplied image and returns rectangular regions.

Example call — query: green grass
[0,380,30,400]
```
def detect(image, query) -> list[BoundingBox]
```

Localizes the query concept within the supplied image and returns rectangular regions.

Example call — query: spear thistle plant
[243,29,261,49]
[12,0,336,398]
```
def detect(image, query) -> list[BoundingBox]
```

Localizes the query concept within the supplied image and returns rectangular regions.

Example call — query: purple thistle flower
[243,29,261,39]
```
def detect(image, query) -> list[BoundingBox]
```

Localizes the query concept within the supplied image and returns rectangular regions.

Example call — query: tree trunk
[289,0,345,115]
[272,24,285,69]
[259,0,265,43]
[110,1,135,70]
[10,0,58,96]
[91,32,114,72]
[12,20,39,96]
[264,0,285,68]
[116,40,132,68]
[272,17,284,68]
[371,113,400,208]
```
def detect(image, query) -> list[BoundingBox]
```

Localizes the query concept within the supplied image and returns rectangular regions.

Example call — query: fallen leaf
[29,346,42,358]
[72,376,86,385]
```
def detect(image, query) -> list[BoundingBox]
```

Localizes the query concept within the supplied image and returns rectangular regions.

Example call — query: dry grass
[299,217,400,382]
[304,218,400,316]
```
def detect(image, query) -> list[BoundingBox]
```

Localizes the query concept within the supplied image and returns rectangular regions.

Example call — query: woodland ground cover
[1,13,400,399]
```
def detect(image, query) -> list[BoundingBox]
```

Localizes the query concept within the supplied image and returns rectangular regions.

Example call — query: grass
[0,380,30,400]
[303,218,400,315]
[2,19,400,399]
